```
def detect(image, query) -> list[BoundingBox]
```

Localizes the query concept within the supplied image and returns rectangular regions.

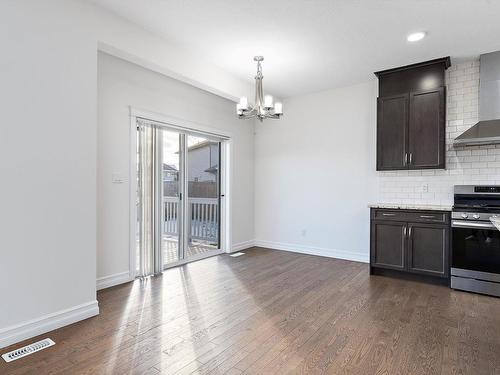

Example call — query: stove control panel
[474,186,500,193]
[452,211,498,221]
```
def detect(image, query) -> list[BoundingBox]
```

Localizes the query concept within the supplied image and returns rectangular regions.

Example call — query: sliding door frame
[129,107,232,278]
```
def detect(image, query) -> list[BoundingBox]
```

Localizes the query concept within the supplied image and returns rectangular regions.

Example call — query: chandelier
[237,56,283,121]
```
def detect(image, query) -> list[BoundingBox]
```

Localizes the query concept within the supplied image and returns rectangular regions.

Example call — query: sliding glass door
[186,135,221,259]
[136,118,224,274]
[161,129,182,266]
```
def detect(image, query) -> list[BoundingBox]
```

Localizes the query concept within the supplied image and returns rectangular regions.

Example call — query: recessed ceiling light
[407,32,426,42]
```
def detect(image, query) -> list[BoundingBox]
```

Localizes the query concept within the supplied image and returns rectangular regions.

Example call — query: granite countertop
[368,203,452,211]
[491,216,500,231]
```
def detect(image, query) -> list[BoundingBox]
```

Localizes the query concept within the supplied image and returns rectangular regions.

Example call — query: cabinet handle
[382,213,396,216]
[409,226,412,238]
[409,153,413,165]
[420,215,435,219]
[404,152,408,165]
[403,226,407,237]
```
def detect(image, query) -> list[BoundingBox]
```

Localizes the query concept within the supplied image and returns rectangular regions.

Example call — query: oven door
[452,220,500,276]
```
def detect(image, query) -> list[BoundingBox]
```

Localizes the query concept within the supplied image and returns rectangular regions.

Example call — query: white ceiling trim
[98,42,245,103]
[89,1,255,102]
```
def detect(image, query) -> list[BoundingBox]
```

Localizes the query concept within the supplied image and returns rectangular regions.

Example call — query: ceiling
[89,0,500,98]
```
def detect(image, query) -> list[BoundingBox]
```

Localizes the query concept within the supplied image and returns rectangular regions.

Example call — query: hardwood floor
[2,247,500,374]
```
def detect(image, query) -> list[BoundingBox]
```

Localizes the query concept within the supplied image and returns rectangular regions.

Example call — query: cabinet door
[377,94,409,171]
[371,221,406,271]
[407,223,448,277]
[408,88,445,169]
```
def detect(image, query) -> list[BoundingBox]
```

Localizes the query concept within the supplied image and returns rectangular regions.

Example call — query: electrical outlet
[112,173,127,184]
[301,229,307,237]
[422,184,429,193]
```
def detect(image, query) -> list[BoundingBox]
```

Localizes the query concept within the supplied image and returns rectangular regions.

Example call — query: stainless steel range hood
[454,51,500,146]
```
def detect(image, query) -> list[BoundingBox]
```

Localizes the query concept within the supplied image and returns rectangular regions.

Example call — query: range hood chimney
[454,51,500,146]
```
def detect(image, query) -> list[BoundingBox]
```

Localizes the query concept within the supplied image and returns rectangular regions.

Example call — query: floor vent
[2,338,55,363]
[230,252,245,257]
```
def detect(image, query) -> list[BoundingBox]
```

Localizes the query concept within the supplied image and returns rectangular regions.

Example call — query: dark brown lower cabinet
[407,223,448,277]
[372,221,406,271]
[370,208,450,280]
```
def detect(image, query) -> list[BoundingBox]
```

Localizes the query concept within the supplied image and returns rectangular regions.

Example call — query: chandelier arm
[241,106,257,114]
[239,113,259,120]
[255,76,264,113]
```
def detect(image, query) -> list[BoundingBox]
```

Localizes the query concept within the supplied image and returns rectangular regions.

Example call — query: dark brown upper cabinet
[375,57,450,171]
[377,94,408,170]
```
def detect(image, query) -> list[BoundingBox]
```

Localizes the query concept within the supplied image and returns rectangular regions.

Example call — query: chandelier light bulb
[274,102,283,114]
[239,97,248,109]
[264,95,273,109]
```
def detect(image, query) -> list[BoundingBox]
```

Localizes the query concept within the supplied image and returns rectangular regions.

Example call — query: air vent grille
[2,338,55,362]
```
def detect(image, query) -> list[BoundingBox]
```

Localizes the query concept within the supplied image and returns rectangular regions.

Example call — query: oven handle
[452,221,496,230]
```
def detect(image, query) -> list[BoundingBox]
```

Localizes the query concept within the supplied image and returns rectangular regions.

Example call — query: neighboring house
[163,163,179,181]
[163,140,219,198]
[186,141,219,182]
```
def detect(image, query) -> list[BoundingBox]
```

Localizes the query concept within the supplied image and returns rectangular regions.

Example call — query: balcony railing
[163,196,219,243]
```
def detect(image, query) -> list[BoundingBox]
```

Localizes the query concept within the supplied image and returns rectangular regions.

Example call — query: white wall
[0,0,253,348]
[97,52,255,282]
[0,0,98,342]
[378,60,500,205]
[254,82,379,262]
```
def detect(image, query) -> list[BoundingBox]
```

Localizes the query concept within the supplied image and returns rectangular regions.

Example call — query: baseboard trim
[254,240,369,263]
[231,240,256,253]
[96,271,132,291]
[0,300,99,349]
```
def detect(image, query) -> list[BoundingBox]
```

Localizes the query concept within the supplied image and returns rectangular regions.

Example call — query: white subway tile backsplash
[377,59,499,206]
[456,149,472,156]
[471,162,488,168]
[471,149,488,156]
[480,155,496,162]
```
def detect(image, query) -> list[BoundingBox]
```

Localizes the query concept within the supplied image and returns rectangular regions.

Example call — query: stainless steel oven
[451,186,500,297]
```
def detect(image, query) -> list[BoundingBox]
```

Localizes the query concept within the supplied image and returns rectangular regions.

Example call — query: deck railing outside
[163,196,219,243]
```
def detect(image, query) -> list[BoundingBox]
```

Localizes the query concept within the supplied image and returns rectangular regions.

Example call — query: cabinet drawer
[372,210,407,221]
[405,211,449,224]
[372,209,449,224]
